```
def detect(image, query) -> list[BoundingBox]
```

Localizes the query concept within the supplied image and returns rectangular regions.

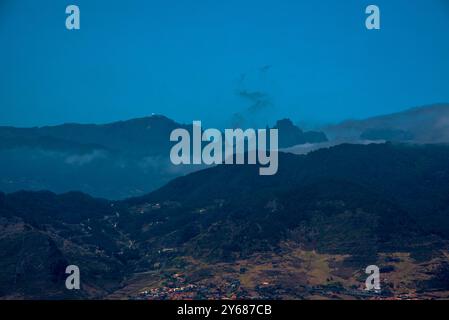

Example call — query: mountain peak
[273,118,328,148]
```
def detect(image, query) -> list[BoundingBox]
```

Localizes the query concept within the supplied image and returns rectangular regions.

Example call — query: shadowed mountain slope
[2,143,449,298]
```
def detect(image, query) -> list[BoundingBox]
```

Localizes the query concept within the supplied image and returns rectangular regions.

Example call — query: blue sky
[1,0,449,128]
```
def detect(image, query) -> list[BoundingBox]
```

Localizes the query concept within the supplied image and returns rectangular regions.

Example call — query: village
[130,272,413,300]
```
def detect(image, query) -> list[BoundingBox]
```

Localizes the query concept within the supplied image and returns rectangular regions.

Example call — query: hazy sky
[1,0,449,128]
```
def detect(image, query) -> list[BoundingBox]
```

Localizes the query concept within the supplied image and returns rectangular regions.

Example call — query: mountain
[2,143,449,299]
[0,116,326,199]
[0,115,185,156]
[324,104,449,143]
[0,115,198,199]
[0,191,126,299]
[273,119,327,148]
[128,143,449,256]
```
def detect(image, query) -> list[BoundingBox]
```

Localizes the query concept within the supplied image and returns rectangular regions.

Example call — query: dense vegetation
[2,142,449,298]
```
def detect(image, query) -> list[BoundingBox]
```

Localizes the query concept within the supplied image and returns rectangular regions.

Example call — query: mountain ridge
[0,114,327,199]
[324,103,449,143]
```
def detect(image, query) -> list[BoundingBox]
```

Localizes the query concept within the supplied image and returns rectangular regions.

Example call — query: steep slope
[0,191,128,299]
[124,143,449,261]
[117,143,449,298]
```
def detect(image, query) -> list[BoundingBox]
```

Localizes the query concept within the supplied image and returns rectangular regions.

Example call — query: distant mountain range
[0,115,327,199]
[2,103,447,199]
[285,104,449,156]
[0,115,190,199]
[324,103,449,143]
[2,143,449,299]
